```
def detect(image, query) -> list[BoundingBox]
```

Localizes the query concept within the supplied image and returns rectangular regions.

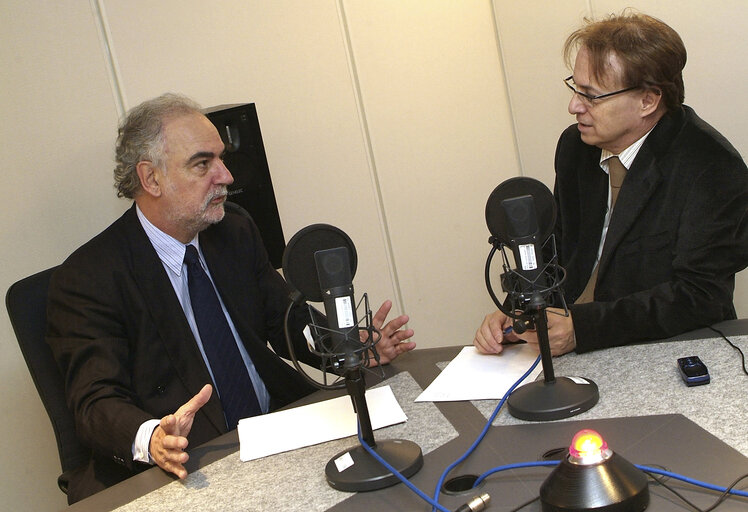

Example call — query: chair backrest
[6,267,88,493]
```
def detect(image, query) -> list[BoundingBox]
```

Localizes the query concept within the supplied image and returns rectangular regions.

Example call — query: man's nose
[215,159,234,185]
[568,93,587,115]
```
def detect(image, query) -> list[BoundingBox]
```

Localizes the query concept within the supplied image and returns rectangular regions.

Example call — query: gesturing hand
[366,300,415,365]
[149,384,213,479]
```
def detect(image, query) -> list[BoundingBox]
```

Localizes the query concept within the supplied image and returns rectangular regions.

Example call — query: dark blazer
[47,205,318,503]
[554,106,748,351]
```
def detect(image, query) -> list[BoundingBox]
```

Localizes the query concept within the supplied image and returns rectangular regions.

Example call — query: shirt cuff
[132,418,161,464]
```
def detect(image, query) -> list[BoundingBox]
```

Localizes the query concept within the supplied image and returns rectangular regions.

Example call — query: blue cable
[475,460,560,485]
[430,355,542,511]
[357,427,452,512]
[636,465,748,499]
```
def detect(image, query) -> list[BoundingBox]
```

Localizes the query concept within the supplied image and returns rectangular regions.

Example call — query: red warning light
[541,429,650,511]
[568,429,612,465]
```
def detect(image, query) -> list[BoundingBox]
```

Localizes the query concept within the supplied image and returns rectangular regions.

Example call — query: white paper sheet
[415,344,542,402]
[238,385,407,461]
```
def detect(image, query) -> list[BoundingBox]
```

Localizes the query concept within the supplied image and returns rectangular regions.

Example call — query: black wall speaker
[204,103,286,268]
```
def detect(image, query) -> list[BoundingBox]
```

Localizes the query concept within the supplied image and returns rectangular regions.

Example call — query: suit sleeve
[46,258,153,471]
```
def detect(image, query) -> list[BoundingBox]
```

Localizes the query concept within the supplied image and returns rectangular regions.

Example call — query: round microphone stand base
[325,439,423,492]
[507,377,599,422]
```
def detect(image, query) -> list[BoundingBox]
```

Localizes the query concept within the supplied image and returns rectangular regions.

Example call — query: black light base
[507,377,599,421]
[325,439,423,492]
[540,452,649,512]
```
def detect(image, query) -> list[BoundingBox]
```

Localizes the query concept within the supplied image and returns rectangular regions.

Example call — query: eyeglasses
[563,76,639,105]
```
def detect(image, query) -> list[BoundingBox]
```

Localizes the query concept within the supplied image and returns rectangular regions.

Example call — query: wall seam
[490,0,525,176]
[334,0,406,315]
[587,0,596,19]
[91,0,126,118]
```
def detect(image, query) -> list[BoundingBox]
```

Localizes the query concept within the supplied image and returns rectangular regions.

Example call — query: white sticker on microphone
[303,324,315,351]
[334,451,355,472]
[335,296,355,328]
[518,244,538,271]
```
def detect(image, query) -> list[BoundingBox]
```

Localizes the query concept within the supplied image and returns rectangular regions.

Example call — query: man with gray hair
[47,93,415,503]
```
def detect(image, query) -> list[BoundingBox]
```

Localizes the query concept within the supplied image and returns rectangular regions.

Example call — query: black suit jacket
[47,205,318,503]
[554,106,748,351]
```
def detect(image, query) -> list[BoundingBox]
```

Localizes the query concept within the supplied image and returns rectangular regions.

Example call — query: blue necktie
[184,244,261,429]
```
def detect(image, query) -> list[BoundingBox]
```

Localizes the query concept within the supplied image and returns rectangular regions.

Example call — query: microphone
[282,224,375,374]
[281,223,423,491]
[497,194,547,298]
[314,246,361,371]
[485,177,558,319]
[484,177,598,421]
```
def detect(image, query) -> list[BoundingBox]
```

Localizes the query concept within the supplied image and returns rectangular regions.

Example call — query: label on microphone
[518,244,538,271]
[335,296,355,328]
[303,324,315,351]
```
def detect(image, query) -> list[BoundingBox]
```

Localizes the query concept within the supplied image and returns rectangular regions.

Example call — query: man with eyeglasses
[475,12,748,357]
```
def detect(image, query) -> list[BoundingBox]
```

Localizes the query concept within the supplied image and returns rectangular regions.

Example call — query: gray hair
[113,93,203,199]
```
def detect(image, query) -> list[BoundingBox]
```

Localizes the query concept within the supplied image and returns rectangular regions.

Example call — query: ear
[640,87,663,117]
[136,161,162,198]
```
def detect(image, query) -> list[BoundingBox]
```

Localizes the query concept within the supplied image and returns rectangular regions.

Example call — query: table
[66,320,748,511]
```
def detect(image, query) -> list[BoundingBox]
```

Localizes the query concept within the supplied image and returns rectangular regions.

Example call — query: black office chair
[6,267,88,495]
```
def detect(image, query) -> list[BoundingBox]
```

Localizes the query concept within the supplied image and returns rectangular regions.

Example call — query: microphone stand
[323,362,422,492]
[284,294,423,491]
[485,238,599,421]
[344,367,375,447]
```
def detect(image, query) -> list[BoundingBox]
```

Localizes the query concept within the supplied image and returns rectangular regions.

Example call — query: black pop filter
[485,176,556,244]
[282,224,357,303]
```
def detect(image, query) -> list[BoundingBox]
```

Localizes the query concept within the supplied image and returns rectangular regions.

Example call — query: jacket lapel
[599,153,662,274]
[597,109,684,279]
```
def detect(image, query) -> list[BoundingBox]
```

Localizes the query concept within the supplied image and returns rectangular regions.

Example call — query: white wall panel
[343,0,520,347]
[493,0,590,188]
[1,1,122,510]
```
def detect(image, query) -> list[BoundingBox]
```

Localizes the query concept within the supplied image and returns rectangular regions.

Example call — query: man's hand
[367,300,415,365]
[149,384,212,479]
[521,308,576,356]
[474,310,521,354]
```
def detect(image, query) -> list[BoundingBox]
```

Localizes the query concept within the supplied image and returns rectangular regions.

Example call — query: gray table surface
[66,320,748,511]
[474,333,748,457]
